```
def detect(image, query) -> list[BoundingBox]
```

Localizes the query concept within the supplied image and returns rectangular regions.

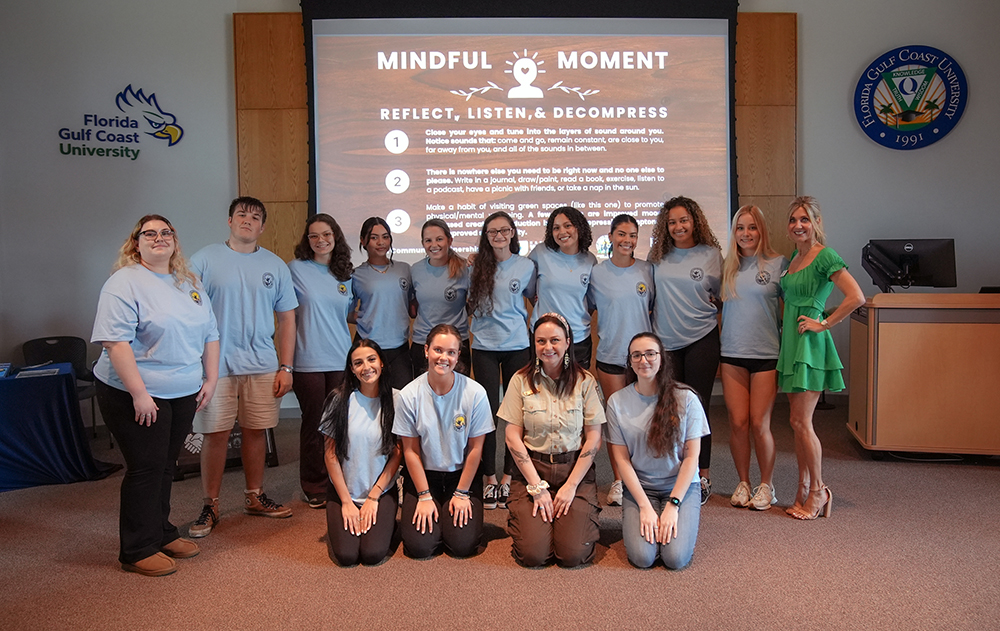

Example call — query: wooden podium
[848,293,1000,456]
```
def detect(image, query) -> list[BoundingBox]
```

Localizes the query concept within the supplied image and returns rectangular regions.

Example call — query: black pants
[292,371,345,497]
[573,335,593,370]
[471,347,530,478]
[325,479,397,566]
[399,469,483,558]
[667,326,720,470]
[96,381,196,564]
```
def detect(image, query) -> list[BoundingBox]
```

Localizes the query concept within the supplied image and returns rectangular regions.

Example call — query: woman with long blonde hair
[778,196,864,519]
[719,205,787,510]
[92,215,219,576]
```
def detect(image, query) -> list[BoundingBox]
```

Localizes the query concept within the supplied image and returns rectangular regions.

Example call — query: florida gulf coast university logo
[58,84,184,160]
[854,46,967,150]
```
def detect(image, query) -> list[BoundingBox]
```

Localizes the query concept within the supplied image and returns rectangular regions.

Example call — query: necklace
[369,262,389,274]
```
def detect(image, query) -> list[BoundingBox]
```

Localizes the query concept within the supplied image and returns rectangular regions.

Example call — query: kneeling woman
[319,339,402,566]
[393,324,493,558]
[500,313,605,567]
[606,333,709,570]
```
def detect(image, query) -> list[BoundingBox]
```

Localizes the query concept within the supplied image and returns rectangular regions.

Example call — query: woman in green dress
[777,197,864,520]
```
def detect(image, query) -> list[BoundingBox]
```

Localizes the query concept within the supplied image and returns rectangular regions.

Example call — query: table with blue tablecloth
[0,362,120,492]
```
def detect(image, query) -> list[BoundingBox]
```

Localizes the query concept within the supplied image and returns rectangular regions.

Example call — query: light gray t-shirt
[470,254,536,351]
[605,384,710,490]
[392,372,494,472]
[588,258,655,366]
[289,259,353,373]
[652,244,722,351]
[720,255,788,359]
[318,389,400,505]
[352,261,413,350]
[411,258,470,344]
[529,244,597,343]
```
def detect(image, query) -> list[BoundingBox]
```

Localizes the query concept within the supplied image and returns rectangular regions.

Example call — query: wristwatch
[667,496,681,509]
[279,364,293,374]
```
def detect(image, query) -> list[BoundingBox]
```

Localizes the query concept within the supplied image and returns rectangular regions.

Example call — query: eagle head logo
[115,84,184,146]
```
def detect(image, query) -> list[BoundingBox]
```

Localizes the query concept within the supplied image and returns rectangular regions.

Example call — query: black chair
[22,336,100,441]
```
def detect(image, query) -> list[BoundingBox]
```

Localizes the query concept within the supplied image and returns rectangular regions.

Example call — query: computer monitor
[861,239,956,293]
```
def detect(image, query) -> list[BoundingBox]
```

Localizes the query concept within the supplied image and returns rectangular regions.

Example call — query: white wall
[2,0,998,381]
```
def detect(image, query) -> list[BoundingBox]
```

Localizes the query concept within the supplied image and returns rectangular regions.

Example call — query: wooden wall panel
[237,109,309,202]
[234,13,307,110]
[735,105,796,195]
[257,201,307,262]
[735,13,797,106]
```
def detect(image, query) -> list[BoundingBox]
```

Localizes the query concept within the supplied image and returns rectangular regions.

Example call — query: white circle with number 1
[385,169,409,194]
[384,130,408,154]
[386,209,410,234]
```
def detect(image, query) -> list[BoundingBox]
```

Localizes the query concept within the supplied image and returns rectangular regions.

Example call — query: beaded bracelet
[418,495,434,502]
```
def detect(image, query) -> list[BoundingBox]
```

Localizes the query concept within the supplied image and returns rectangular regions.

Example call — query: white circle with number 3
[386,209,410,234]
[384,130,408,154]
[385,169,409,194]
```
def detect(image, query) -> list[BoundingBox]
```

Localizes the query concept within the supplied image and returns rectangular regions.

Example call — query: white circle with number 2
[384,130,408,154]
[385,169,409,194]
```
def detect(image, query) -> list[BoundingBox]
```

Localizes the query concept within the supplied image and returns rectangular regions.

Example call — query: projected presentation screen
[312,18,732,263]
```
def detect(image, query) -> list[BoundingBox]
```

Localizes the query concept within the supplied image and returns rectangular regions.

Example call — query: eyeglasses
[629,350,661,362]
[487,227,513,238]
[308,231,334,241]
[138,229,174,240]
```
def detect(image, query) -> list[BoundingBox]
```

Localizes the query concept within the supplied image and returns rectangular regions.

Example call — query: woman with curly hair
[352,216,414,391]
[606,333,708,569]
[319,338,401,565]
[92,215,219,576]
[500,313,605,567]
[528,206,598,368]
[648,196,723,505]
[467,212,537,511]
[289,213,355,509]
[410,219,470,376]
[719,205,787,510]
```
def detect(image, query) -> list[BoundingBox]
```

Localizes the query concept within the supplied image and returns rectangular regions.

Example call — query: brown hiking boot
[244,490,292,518]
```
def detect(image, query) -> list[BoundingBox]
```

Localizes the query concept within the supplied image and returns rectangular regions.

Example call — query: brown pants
[507,456,600,567]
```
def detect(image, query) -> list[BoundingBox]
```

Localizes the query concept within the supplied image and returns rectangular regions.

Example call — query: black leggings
[325,480,398,566]
[471,347,530,478]
[399,470,483,558]
[667,327,720,470]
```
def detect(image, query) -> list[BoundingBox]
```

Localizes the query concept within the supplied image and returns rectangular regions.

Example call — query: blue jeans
[621,481,701,569]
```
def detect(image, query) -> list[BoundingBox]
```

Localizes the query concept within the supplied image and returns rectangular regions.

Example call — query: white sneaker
[700,477,712,505]
[730,480,752,507]
[607,480,623,506]
[749,482,777,511]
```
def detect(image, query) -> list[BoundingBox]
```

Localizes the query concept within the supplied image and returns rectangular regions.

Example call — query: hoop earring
[563,353,570,368]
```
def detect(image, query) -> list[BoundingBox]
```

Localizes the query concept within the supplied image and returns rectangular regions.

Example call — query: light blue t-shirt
[588,258,655,366]
[605,384,710,490]
[288,259,354,373]
[652,244,723,351]
[528,244,598,343]
[92,265,219,399]
[392,372,494,472]
[411,258,470,344]
[470,254,537,351]
[318,389,400,505]
[190,243,297,377]
[721,255,788,359]
[352,261,413,350]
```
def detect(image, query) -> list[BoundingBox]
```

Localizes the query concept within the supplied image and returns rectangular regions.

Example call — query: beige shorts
[193,373,280,433]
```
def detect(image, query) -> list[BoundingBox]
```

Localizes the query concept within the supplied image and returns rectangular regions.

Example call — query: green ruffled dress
[777,247,847,393]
